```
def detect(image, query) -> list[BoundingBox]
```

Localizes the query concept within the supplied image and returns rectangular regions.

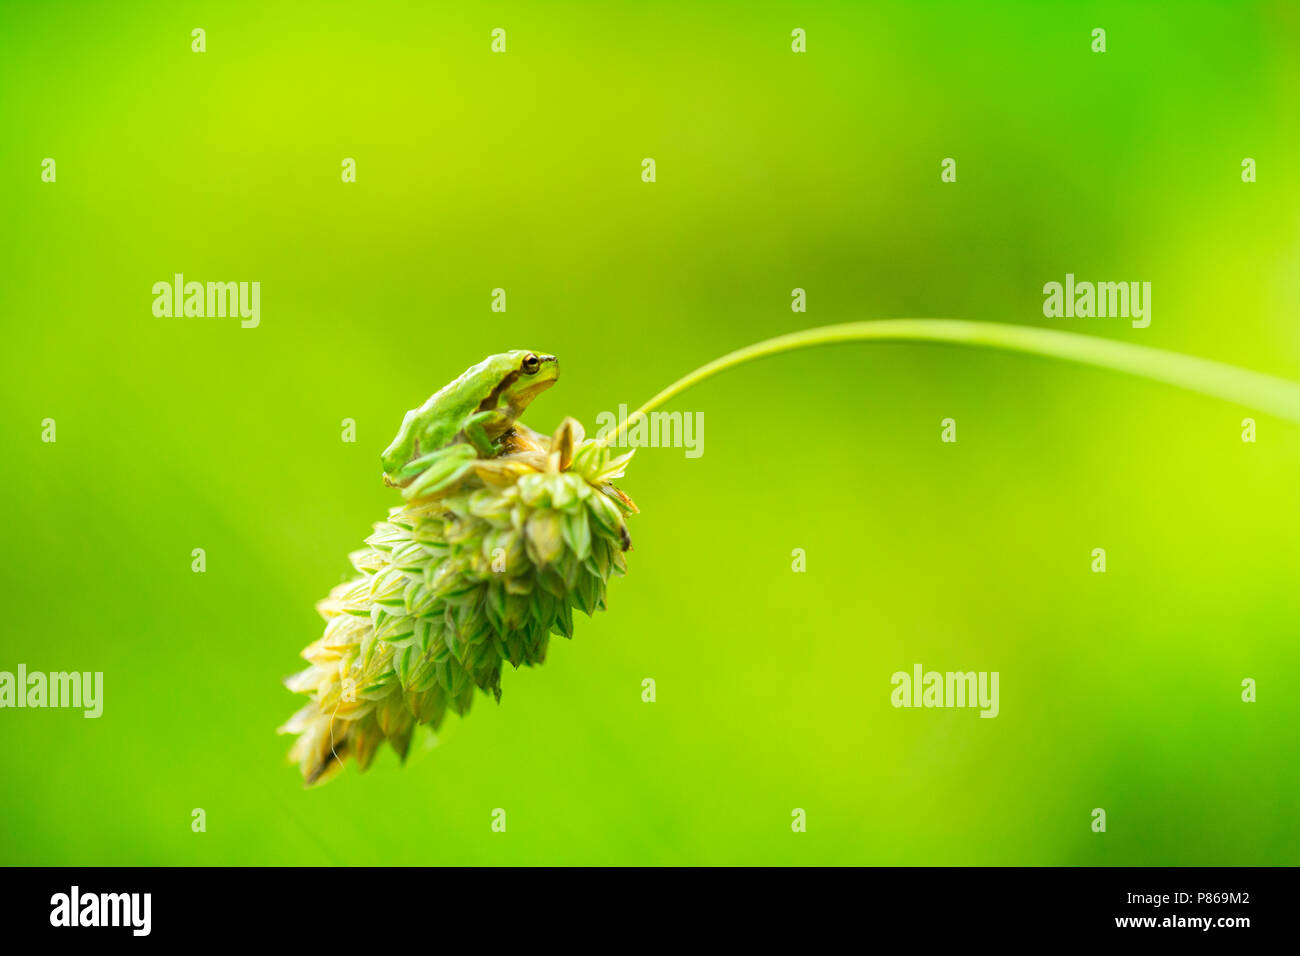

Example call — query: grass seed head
[279,418,636,786]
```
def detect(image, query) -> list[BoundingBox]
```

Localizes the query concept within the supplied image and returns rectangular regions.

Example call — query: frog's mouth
[479,354,559,415]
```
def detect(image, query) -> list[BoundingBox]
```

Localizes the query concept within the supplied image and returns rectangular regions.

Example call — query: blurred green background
[2,0,1298,865]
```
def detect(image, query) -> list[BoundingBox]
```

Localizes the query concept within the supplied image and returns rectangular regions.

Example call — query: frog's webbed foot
[398,444,478,501]
[497,423,548,456]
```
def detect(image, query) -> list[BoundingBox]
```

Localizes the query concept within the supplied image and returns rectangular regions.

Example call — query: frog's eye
[521,353,541,374]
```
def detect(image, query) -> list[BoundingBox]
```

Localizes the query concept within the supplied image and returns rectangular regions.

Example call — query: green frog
[381,350,559,499]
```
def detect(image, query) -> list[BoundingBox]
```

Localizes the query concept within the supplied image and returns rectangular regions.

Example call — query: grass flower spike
[280,417,637,785]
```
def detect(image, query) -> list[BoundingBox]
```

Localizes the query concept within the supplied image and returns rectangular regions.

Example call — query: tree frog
[381,350,559,499]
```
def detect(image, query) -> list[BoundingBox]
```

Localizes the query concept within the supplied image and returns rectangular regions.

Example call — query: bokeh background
[2,0,1298,865]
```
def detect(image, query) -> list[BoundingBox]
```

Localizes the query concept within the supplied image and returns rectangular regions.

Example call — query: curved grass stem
[598,319,1300,447]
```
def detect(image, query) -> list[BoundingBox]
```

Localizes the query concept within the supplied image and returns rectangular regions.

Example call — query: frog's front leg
[461,410,502,457]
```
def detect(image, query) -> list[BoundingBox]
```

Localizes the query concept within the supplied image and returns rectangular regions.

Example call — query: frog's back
[412,357,498,447]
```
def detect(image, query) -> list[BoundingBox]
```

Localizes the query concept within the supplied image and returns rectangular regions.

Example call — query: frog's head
[490,350,560,416]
